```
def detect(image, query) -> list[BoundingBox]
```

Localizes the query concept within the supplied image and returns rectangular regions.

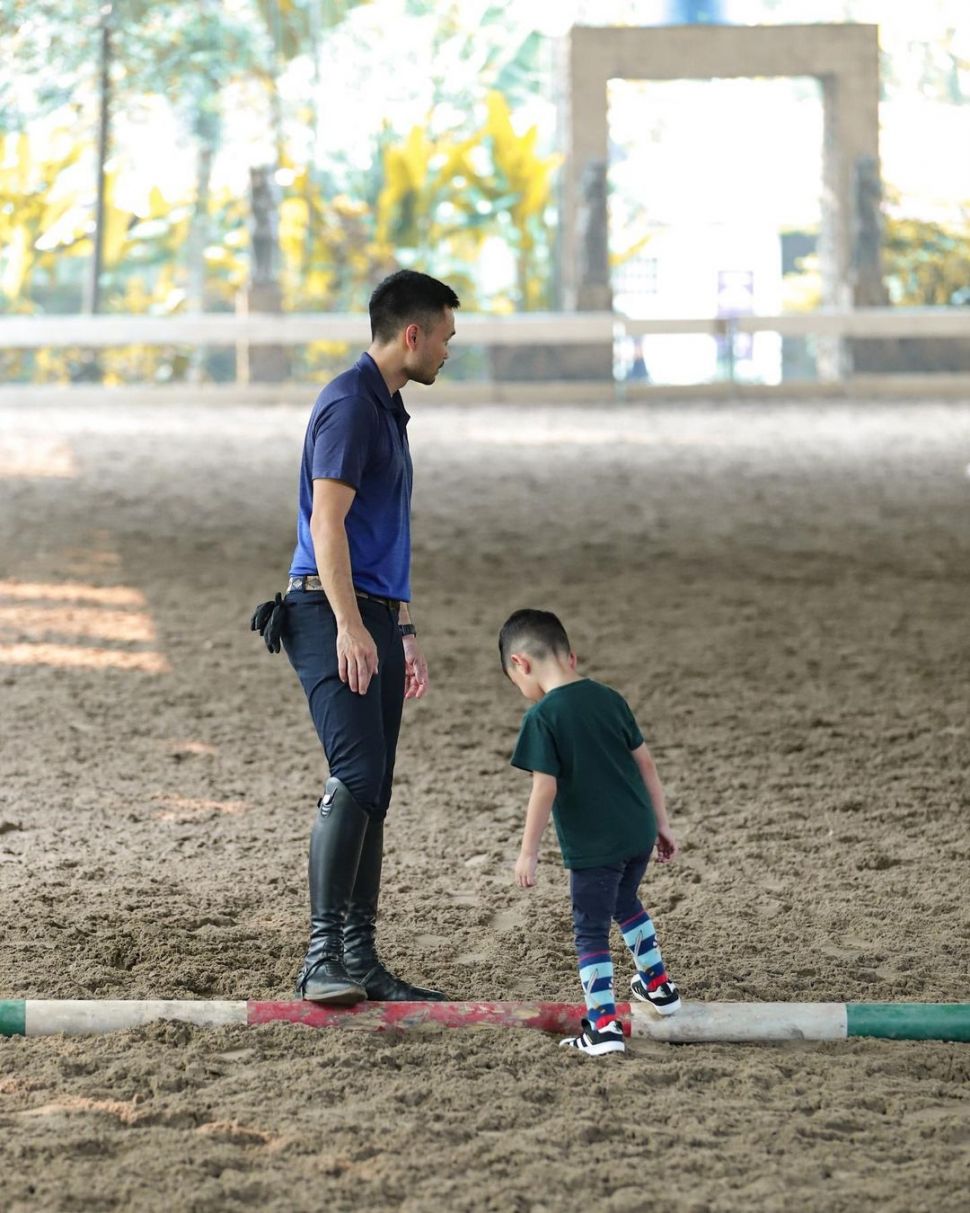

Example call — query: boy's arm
[515,771,557,888]
[632,742,679,863]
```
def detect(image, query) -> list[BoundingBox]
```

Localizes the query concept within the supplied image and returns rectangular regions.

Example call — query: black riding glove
[250,592,286,654]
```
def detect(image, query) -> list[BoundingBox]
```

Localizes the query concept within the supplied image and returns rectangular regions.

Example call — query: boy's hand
[654,825,679,864]
[515,851,538,887]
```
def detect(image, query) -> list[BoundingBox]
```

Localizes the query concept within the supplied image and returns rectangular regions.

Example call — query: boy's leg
[561,865,625,1055]
[615,853,681,1014]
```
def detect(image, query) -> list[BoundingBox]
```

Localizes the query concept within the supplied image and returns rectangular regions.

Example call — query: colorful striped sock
[578,951,617,1029]
[620,909,667,990]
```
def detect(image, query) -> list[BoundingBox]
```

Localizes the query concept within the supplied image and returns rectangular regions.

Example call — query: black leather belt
[286,576,400,611]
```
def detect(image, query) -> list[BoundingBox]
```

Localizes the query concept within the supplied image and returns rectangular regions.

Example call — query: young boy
[500,608,681,1057]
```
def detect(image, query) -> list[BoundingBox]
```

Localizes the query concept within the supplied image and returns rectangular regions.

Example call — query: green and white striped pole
[628,1001,970,1043]
[2,1000,969,1041]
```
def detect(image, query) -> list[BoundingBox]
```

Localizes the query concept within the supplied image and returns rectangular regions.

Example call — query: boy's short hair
[498,609,571,673]
[369,270,460,343]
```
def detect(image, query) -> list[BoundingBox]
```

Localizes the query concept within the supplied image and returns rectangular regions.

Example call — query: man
[267,269,458,1004]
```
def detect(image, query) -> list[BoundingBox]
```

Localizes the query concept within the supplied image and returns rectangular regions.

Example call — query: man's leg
[342,603,447,1001]
[283,592,388,1002]
[296,777,368,1002]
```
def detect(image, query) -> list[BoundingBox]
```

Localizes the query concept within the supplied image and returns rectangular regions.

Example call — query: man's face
[404,307,456,385]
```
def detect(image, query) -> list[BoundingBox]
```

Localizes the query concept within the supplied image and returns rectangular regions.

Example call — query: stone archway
[559,23,884,326]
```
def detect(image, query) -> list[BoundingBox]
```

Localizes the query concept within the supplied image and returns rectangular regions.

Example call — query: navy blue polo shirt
[289,353,413,601]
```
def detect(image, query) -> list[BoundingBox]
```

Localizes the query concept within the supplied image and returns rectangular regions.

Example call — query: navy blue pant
[282,590,405,819]
[570,854,650,957]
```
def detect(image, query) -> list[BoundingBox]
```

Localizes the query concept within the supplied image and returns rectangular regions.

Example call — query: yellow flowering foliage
[484,91,558,237]
[372,92,560,309]
[279,161,396,312]
[0,131,88,302]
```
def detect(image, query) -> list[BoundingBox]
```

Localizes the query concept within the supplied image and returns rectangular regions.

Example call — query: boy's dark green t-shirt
[510,679,656,870]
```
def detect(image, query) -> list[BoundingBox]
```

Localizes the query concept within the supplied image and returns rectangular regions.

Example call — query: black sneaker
[630,975,681,1016]
[559,1017,625,1057]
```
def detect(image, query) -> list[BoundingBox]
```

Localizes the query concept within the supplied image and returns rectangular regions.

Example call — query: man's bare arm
[309,478,377,694]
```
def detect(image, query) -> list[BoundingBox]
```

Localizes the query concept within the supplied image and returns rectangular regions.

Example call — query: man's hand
[337,623,378,695]
[515,850,538,888]
[403,635,429,700]
[654,824,679,864]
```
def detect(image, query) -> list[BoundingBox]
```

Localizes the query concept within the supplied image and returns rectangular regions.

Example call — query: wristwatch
[398,623,417,637]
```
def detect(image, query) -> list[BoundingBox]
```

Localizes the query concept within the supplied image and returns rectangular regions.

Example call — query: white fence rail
[1,308,969,348]
[3,310,970,402]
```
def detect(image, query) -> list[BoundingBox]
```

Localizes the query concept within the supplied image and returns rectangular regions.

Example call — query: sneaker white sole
[629,976,681,1016]
[559,1037,625,1056]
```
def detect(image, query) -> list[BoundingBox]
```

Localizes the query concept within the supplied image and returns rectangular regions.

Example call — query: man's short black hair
[498,609,571,674]
[369,269,460,343]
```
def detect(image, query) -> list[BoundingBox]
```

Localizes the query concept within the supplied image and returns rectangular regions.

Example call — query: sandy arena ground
[0,393,968,1212]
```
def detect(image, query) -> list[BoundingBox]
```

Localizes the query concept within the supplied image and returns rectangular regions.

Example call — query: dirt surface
[1,395,969,1213]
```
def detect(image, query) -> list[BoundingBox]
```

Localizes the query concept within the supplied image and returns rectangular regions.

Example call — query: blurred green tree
[883,214,970,306]
[2,0,265,318]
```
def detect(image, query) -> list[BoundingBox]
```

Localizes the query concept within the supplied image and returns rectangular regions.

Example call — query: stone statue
[852,154,888,306]
[577,158,610,290]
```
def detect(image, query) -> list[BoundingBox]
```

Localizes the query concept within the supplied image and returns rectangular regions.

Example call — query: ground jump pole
[2,1000,969,1041]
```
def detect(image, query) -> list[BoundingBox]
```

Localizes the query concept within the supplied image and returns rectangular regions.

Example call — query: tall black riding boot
[294,778,369,1004]
[343,815,448,1001]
